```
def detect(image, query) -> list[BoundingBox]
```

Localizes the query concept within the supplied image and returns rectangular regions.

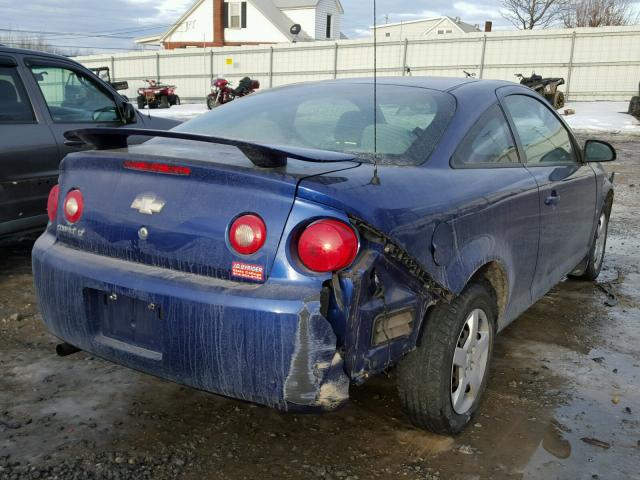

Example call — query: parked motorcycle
[515,73,565,109]
[207,77,260,109]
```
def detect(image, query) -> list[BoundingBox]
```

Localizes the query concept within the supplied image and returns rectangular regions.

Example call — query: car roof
[285,76,515,93]
[0,45,73,61]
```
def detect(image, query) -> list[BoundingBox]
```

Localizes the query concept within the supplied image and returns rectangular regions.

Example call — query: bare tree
[563,0,639,27]
[501,0,570,29]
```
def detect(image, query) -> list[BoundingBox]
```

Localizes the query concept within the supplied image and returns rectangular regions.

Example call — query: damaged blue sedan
[32,77,615,434]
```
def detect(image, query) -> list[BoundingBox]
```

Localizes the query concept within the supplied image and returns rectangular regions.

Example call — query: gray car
[0,45,180,242]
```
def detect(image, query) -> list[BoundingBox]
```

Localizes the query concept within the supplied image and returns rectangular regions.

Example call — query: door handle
[63,139,85,147]
[544,190,560,206]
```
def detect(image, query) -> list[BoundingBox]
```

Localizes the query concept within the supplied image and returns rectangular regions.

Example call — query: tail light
[229,214,267,255]
[63,190,84,224]
[47,184,60,222]
[297,219,359,273]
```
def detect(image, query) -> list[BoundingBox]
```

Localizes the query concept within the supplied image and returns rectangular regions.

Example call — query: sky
[0,0,638,54]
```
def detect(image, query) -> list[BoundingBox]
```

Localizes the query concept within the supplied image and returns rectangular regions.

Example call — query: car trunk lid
[54,141,359,282]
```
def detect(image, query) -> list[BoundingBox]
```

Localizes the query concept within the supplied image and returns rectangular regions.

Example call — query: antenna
[370,0,380,185]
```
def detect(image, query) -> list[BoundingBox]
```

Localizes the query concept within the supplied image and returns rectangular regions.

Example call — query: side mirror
[120,102,137,125]
[584,140,616,163]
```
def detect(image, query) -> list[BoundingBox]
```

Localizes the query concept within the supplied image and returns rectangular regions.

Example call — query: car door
[0,54,59,235]
[501,93,597,300]
[22,58,125,158]
[448,102,540,325]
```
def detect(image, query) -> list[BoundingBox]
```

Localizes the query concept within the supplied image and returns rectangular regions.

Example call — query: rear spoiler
[65,128,357,168]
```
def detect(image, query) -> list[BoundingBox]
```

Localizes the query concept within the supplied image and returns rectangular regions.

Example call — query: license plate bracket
[86,289,163,352]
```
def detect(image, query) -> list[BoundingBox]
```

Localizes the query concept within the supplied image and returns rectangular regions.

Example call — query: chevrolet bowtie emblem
[131,193,166,215]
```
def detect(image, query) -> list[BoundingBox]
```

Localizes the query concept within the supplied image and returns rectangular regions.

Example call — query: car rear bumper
[32,232,349,412]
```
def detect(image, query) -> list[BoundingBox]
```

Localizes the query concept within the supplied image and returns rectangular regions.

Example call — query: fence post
[402,38,409,76]
[110,56,115,81]
[565,30,577,102]
[334,42,339,79]
[155,53,160,82]
[269,46,274,88]
[210,50,215,84]
[479,35,487,79]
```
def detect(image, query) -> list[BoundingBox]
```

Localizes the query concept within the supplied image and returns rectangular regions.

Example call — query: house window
[326,14,332,38]
[385,32,391,37]
[225,2,247,29]
[230,3,241,28]
[446,29,453,33]
[437,29,445,34]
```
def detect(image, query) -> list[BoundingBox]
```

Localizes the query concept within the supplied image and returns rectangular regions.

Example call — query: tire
[137,96,146,109]
[160,95,170,109]
[397,281,497,435]
[553,91,565,110]
[571,208,609,281]
[207,97,220,110]
[169,95,180,106]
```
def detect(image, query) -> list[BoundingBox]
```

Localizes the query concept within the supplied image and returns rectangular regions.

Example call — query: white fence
[75,25,640,103]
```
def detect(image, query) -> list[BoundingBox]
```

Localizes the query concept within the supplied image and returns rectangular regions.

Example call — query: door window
[504,95,577,165]
[0,67,35,123]
[29,65,120,123]
[451,104,519,167]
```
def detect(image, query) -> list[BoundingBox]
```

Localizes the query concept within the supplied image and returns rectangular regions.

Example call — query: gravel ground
[1,134,639,480]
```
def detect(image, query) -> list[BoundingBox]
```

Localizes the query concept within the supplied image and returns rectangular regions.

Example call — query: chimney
[484,21,493,33]
[214,0,225,46]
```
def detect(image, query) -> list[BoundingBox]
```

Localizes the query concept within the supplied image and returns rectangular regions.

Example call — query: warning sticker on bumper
[232,262,265,282]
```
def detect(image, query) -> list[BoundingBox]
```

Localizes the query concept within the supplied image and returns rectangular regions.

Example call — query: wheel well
[604,191,614,215]
[469,262,508,322]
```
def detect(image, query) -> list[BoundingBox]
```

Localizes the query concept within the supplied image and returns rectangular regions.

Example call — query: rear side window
[503,95,577,165]
[0,67,35,123]
[452,104,519,167]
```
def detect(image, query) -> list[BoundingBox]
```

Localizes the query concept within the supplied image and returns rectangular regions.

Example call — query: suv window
[0,67,35,123]
[29,65,119,123]
[452,104,519,167]
[504,95,577,165]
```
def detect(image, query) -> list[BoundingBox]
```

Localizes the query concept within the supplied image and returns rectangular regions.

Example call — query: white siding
[281,7,316,38]
[315,0,341,40]
[165,0,214,43]
[224,2,289,43]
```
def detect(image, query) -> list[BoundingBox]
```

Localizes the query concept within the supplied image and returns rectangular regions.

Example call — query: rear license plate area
[85,289,163,352]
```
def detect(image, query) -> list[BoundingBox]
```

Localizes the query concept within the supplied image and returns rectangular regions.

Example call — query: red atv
[207,77,259,109]
[137,80,180,109]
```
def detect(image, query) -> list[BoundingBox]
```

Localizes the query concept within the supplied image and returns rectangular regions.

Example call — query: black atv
[515,73,566,109]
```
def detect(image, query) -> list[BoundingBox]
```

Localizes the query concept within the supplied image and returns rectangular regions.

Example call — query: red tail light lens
[123,161,191,176]
[297,219,359,273]
[63,190,84,224]
[229,214,267,255]
[47,184,60,222]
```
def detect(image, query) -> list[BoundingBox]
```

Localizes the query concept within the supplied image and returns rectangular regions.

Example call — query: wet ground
[1,134,639,480]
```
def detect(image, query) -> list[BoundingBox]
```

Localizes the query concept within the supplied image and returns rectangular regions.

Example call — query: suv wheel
[397,281,496,434]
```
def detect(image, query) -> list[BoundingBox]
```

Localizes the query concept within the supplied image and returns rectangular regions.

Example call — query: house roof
[137,0,320,45]
[274,0,344,13]
[372,16,479,34]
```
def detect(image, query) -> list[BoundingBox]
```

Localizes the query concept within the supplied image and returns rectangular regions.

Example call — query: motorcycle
[515,73,566,109]
[207,77,260,109]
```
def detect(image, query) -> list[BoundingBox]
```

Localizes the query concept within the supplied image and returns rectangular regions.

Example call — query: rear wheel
[169,95,180,106]
[553,91,565,109]
[160,95,170,109]
[397,281,496,434]
[137,96,146,109]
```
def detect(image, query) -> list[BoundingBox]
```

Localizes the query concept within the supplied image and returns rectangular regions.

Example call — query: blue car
[32,77,615,434]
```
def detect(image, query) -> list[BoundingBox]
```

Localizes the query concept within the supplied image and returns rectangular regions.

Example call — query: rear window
[175,83,456,165]
[0,66,35,123]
